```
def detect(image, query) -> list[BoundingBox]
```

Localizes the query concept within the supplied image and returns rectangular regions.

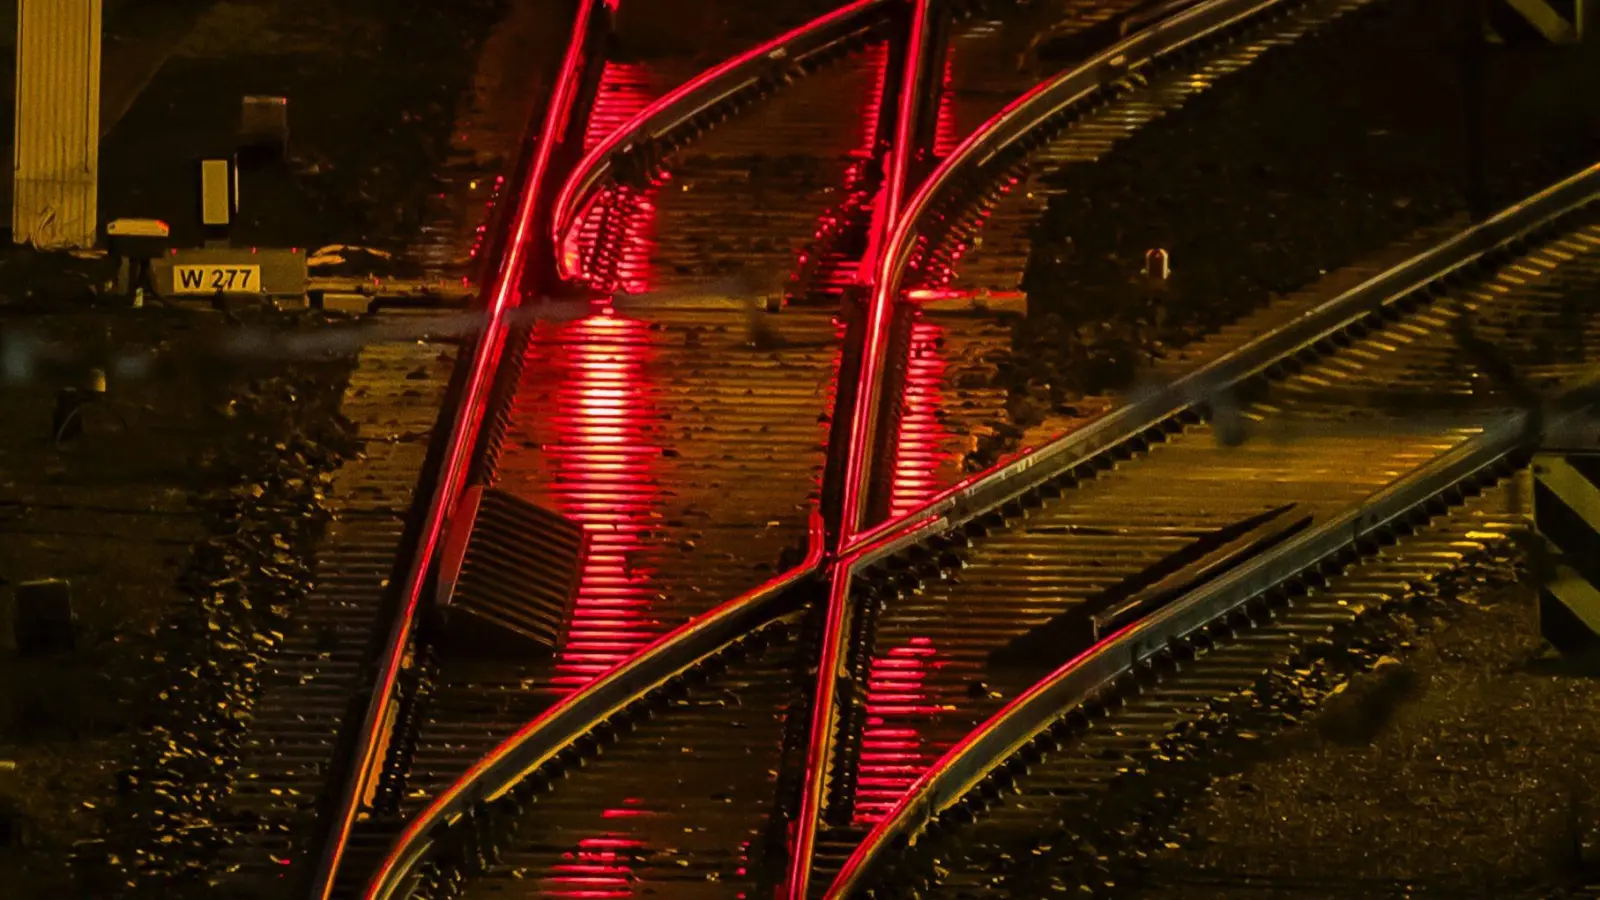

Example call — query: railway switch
[1532,451,1600,654]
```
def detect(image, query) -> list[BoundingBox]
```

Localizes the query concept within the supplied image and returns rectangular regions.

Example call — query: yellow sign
[173,264,261,295]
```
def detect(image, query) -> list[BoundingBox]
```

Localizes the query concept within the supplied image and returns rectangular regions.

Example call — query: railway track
[278,0,907,896]
[361,8,907,899]
[821,163,1600,896]
[194,2,620,897]
[788,0,1451,890]
[227,0,1600,898]
[210,333,460,893]
[343,1,1258,899]
[337,0,1545,896]
[202,3,610,893]
[343,2,1033,895]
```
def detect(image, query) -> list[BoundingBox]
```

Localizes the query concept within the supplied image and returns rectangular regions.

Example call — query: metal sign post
[13,0,102,248]
[1533,451,1600,653]
[1485,0,1584,43]
[1534,412,1600,654]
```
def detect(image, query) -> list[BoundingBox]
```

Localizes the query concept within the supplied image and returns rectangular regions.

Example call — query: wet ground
[0,0,911,893]
[0,308,352,896]
[886,0,1600,892]
[1005,0,1600,436]
[1122,556,1600,899]
[8,0,1596,894]
[0,0,540,893]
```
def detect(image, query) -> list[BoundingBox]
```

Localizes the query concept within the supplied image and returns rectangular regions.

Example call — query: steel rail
[821,164,1600,897]
[786,0,943,895]
[352,0,1480,893]
[355,4,930,896]
[822,402,1552,897]
[835,0,1243,548]
[550,0,896,283]
[784,0,1292,889]
[361,512,827,900]
[302,2,610,896]
[838,162,1600,561]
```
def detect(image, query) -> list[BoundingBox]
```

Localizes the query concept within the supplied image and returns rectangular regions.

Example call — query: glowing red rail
[785,3,941,897]
[361,512,827,900]
[551,0,895,284]
[303,2,609,897]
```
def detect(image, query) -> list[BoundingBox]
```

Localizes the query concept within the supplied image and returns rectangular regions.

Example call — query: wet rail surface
[882,0,1380,517]
[407,309,843,799]
[383,2,1199,896]
[322,0,1558,894]
[841,209,1600,896]
[384,28,893,900]
[812,2,1406,874]
[909,486,1526,897]
[213,334,458,890]
[189,7,869,897]
[367,0,1447,894]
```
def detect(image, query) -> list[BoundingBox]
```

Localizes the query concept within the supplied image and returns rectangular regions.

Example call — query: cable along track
[820,167,1600,897]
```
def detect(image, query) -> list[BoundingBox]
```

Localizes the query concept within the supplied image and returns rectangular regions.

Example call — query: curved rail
[362,511,827,900]
[842,0,1285,543]
[303,3,610,896]
[365,3,932,895]
[551,0,895,282]
[785,0,1293,890]
[822,162,1600,897]
[843,166,1600,563]
[784,0,942,894]
[824,404,1548,897]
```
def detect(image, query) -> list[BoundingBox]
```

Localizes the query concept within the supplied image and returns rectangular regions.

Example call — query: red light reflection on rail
[566,62,660,295]
[860,41,890,151]
[543,833,643,898]
[888,315,949,517]
[857,315,953,822]
[583,62,654,152]
[613,182,659,296]
[854,636,942,823]
[933,54,958,158]
[547,312,663,689]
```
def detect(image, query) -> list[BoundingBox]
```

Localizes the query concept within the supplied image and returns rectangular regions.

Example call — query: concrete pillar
[13,0,102,249]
